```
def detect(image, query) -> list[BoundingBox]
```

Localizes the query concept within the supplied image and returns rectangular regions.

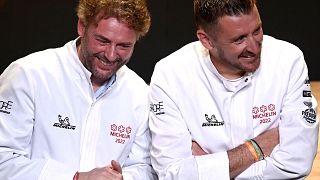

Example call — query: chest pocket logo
[0,100,13,114]
[252,104,277,124]
[110,124,132,144]
[53,115,76,130]
[202,114,224,127]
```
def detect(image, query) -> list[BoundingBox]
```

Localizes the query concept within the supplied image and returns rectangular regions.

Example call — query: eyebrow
[95,34,111,42]
[95,34,134,46]
[231,21,262,40]
[255,22,262,30]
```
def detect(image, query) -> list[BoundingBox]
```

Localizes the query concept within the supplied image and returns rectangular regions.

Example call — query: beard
[85,53,130,84]
[217,48,261,74]
[78,37,132,85]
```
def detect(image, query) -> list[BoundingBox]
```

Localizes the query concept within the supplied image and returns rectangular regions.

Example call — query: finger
[111,160,122,174]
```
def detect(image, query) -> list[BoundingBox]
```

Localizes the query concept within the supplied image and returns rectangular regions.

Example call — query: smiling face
[198,5,263,79]
[77,16,137,87]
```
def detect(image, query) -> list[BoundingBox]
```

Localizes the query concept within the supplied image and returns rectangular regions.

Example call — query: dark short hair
[194,0,256,34]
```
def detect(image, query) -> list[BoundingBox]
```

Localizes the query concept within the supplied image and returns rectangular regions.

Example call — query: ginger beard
[80,39,130,83]
[77,17,136,84]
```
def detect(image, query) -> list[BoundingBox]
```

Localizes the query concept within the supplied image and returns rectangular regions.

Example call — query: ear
[196,29,215,50]
[77,18,85,37]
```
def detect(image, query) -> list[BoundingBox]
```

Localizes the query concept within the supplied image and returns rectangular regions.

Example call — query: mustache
[96,54,121,63]
[240,49,262,58]
[240,51,256,57]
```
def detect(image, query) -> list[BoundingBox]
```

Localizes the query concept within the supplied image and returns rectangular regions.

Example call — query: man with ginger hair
[0,0,156,179]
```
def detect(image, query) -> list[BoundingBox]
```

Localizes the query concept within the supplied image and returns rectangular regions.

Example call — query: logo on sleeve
[110,124,132,144]
[53,115,76,130]
[303,90,312,97]
[303,101,313,108]
[302,108,317,124]
[301,98,317,126]
[150,101,165,115]
[0,100,13,114]
[304,78,310,85]
[202,114,224,127]
[303,78,312,97]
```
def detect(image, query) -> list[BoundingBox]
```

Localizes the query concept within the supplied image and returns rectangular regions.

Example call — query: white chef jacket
[149,35,319,179]
[0,39,156,180]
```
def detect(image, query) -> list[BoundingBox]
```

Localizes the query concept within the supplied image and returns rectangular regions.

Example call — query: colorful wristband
[245,141,259,162]
[250,139,265,160]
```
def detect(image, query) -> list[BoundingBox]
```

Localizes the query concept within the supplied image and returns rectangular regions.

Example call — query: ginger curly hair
[77,0,151,39]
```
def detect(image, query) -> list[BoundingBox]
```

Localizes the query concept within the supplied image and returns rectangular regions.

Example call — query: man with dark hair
[149,0,318,179]
[0,0,156,179]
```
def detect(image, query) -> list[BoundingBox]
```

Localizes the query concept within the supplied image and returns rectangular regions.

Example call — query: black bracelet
[250,139,265,160]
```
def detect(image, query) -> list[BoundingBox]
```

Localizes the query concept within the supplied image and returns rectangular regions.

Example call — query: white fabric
[0,39,156,180]
[149,35,319,179]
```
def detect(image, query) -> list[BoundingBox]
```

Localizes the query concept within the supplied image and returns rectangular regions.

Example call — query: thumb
[111,160,122,174]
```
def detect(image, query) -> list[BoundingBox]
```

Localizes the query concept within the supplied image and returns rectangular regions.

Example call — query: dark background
[1,0,319,83]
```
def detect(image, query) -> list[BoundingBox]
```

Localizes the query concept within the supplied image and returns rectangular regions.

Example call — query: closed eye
[253,26,262,35]
[234,35,246,44]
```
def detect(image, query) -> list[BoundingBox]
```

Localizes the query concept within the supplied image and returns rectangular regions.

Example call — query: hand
[110,160,122,174]
[191,140,208,156]
[78,160,123,180]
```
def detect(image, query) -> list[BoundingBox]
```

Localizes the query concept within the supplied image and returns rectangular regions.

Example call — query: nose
[246,36,262,54]
[104,45,118,62]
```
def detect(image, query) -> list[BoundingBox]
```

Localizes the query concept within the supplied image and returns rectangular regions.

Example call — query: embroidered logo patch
[150,101,165,115]
[252,104,277,124]
[303,90,312,97]
[53,115,76,130]
[303,78,312,97]
[110,124,132,144]
[303,101,313,108]
[302,108,317,124]
[0,100,13,114]
[202,114,224,127]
